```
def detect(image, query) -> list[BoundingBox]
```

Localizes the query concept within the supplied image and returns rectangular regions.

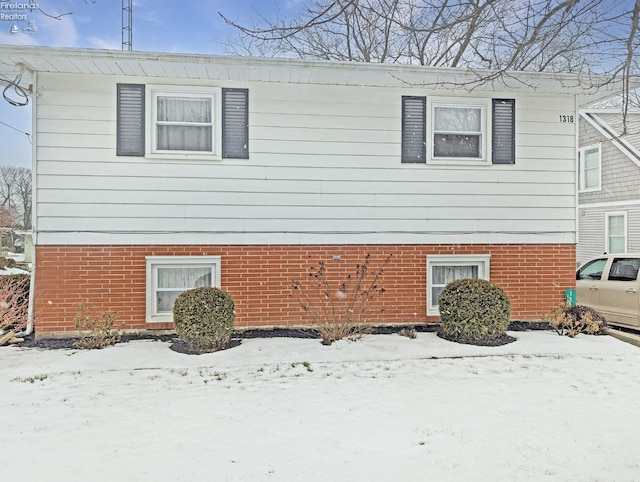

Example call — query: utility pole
[122,0,132,51]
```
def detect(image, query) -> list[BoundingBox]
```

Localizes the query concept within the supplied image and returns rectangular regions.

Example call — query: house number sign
[559,115,574,123]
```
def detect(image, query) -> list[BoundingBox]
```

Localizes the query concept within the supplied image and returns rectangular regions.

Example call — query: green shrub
[173,287,236,353]
[542,303,607,337]
[73,302,122,349]
[438,278,511,344]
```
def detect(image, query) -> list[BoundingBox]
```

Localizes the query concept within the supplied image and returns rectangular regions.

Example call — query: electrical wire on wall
[1,73,29,107]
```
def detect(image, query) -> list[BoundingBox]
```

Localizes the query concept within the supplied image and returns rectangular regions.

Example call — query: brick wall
[34,244,576,335]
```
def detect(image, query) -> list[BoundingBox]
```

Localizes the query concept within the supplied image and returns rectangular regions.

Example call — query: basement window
[145,256,221,322]
[427,255,490,316]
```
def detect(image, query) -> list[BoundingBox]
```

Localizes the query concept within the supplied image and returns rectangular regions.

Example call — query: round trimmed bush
[173,287,235,353]
[438,278,511,344]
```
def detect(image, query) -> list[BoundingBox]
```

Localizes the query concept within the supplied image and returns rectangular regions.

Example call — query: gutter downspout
[13,69,37,338]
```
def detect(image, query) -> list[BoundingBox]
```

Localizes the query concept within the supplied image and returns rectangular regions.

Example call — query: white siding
[35,71,578,245]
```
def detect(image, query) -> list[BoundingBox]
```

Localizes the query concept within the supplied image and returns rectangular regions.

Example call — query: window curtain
[157,96,212,151]
[156,267,212,313]
[431,265,479,305]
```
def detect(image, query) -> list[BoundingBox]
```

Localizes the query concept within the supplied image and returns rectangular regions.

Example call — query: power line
[0,119,32,144]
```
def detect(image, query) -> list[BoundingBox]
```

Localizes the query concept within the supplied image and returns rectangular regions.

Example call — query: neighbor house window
[606,212,627,253]
[116,84,248,159]
[146,256,221,322]
[578,145,601,191]
[427,255,490,315]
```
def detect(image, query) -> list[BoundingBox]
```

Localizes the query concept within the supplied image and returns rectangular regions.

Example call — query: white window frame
[145,256,222,322]
[605,212,627,254]
[428,98,490,164]
[426,254,491,316]
[147,86,222,160]
[578,144,601,192]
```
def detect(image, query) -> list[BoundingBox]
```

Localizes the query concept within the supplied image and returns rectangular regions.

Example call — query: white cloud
[87,36,120,50]
[0,31,39,46]
[24,9,80,47]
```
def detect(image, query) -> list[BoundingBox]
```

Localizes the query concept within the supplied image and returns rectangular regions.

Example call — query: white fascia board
[579,111,640,167]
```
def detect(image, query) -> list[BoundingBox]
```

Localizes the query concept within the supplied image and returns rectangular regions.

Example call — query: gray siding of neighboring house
[599,113,640,151]
[577,114,640,265]
[577,203,640,266]
[578,116,640,205]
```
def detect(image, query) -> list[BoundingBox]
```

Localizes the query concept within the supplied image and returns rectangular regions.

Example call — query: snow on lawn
[2,331,640,482]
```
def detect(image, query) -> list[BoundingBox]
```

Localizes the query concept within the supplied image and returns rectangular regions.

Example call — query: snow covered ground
[1,330,639,482]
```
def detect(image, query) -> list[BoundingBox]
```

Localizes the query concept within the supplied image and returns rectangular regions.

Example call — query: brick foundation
[34,244,575,335]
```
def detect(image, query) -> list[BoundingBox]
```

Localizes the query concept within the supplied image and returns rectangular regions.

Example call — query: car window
[607,258,640,282]
[577,258,607,280]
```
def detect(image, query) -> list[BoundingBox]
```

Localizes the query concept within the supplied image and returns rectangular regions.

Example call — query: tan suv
[576,254,640,329]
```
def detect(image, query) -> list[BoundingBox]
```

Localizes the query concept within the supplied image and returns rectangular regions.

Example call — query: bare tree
[14,169,31,230]
[220,0,640,88]
[0,166,31,229]
[0,166,18,208]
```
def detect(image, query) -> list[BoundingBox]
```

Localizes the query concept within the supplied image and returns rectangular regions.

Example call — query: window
[401,97,515,165]
[432,103,484,160]
[606,212,627,254]
[146,256,221,322]
[427,255,490,315]
[116,84,248,159]
[608,258,639,282]
[578,145,601,191]
[576,258,607,280]
[154,93,213,152]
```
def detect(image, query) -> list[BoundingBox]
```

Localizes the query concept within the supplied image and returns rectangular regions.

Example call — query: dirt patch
[9,322,547,351]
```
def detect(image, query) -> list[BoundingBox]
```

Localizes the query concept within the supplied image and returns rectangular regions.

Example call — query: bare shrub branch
[0,275,30,342]
[292,254,391,345]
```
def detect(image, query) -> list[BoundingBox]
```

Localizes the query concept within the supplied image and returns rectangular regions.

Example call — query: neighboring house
[577,109,640,266]
[0,45,616,337]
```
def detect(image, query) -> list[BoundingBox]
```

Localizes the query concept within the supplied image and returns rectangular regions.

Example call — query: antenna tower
[122,0,132,51]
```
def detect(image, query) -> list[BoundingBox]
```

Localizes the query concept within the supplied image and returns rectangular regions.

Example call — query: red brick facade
[34,244,576,336]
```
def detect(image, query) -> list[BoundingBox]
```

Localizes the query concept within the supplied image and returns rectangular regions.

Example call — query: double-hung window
[578,145,601,192]
[117,84,249,159]
[146,256,221,322]
[432,103,484,160]
[427,255,491,315]
[154,93,213,153]
[606,212,627,254]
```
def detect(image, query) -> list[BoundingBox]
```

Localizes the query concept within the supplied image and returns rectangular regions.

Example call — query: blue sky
[0,0,304,168]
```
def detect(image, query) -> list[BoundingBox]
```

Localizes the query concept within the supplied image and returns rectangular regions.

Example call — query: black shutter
[117,84,145,156]
[492,99,515,164]
[222,88,249,159]
[402,96,426,163]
